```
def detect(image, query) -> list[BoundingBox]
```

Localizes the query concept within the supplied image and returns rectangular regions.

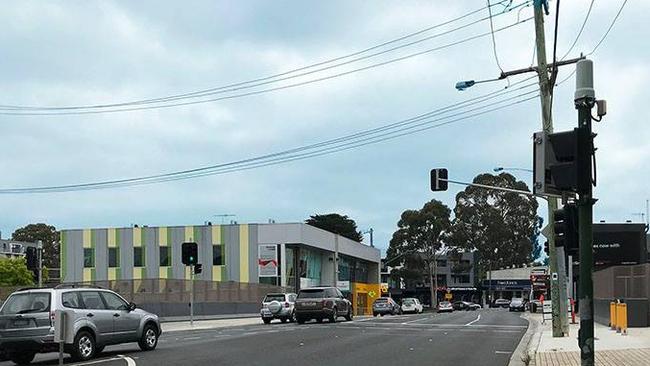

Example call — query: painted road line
[183,336,202,341]
[465,314,481,326]
[401,315,435,325]
[71,357,125,366]
[495,351,512,354]
[118,355,137,366]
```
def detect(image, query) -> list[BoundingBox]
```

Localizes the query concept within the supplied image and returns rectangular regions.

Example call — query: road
[2,309,529,366]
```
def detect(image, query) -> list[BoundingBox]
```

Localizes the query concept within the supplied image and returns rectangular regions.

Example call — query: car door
[79,291,115,344]
[100,291,140,342]
[334,289,347,315]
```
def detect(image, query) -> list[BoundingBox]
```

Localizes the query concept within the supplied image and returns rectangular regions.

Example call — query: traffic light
[194,263,203,275]
[430,168,448,191]
[554,204,579,254]
[533,129,593,195]
[181,242,198,266]
[543,241,549,255]
[25,246,38,270]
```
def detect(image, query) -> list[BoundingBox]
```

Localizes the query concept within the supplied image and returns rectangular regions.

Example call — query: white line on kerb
[465,314,481,326]
[495,351,512,354]
[118,355,137,366]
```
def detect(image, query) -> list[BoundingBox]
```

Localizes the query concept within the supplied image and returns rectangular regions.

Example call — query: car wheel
[71,330,96,362]
[289,311,296,323]
[329,308,337,323]
[281,317,288,323]
[263,318,272,324]
[138,323,159,351]
[8,351,35,365]
[297,316,305,324]
[373,312,377,317]
[316,317,323,323]
[345,308,353,321]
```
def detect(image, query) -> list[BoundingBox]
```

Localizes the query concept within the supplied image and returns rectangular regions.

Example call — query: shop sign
[337,280,350,291]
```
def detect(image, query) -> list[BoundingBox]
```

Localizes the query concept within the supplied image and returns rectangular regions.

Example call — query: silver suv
[0,286,161,365]
[260,293,297,324]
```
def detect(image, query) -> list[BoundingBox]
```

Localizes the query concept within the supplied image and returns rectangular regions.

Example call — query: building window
[212,245,223,265]
[159,247,171,267]
[133,247,144,267]
[451,275,470,284]
[436,259,447,267]
[108,247,120,268]
[83,248,95,268]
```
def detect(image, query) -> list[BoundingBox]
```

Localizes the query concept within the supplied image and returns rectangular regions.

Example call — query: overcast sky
[1,0,646,257]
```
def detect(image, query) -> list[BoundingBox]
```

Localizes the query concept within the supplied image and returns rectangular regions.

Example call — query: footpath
[511,312,650,366]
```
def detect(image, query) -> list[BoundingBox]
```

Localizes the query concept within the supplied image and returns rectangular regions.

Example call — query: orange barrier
[610,301,617,330]
[616,303,628,335]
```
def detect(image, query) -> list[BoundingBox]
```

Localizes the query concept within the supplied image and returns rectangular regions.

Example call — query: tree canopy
[449,173,542,271]
[0,258,35,286]
[12,223,60,269]
[305,214,364,242]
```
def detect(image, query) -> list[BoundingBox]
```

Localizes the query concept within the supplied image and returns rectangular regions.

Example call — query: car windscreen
[0,292,51,315]
[374,298,388,303]
[403,299,414,305]
[297,289,325,299]
[511,298,523,302]
[264,294,286,302]
[439,302,451,306]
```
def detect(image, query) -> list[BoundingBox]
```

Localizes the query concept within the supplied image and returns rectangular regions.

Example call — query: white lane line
[71,357,124,366]
[183,336,201,341]
[465,314,481,326]
[401,315,435,325]
[495,351,512,354]
[118,355,137,366]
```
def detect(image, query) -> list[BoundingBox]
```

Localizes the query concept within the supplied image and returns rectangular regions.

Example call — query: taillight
[284,302,290,308]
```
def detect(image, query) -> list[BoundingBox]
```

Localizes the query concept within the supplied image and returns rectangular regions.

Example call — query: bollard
[610,301,617,330]
[619,303,628,336]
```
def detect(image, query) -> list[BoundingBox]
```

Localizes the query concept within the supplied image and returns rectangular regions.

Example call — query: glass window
[108,247,120,268]
[335,289,344,298]
[134,247,144,267]
[80,291,105,310]
[263,294,286,302]
[83,248,95,268]
[100,292,128,310]
[62,292,82,309]
[159,247,171,267]
[0,292,51,314]
[297,289,324,299]
[212,245,223,265]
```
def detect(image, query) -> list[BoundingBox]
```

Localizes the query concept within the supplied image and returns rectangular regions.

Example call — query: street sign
[430,168,448,191]
[444,293,453,300]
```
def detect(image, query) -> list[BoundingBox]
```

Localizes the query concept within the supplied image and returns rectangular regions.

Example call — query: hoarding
[258,244,278,277]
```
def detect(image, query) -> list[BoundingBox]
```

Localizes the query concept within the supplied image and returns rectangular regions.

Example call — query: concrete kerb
[508,312,542,366]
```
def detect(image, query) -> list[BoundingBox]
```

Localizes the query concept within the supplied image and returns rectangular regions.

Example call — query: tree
[386,199,451,308]
[12,223,60,269]
[0,258,35,286]
[305,214,363,242]
[449,173,542,301]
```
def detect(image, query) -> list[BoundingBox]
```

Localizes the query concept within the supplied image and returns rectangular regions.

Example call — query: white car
[401,298,423,314]
[437,301,454,313]
[261,293,297,324]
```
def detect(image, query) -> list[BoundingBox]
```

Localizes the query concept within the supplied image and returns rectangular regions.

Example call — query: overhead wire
[1,1,534,115]
[560,0,594,60]
[0,16,534,116]
[0,77,538,193]
[486,0,507,73]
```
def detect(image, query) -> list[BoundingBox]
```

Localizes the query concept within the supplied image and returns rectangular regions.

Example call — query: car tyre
[138,323,159,351]
[329,308,337,323]
[289,311,296,323]
[345,308,353,321]
[263,318,272,324]
[281,317,288,323]
[8,351,35,365]
[71,330,96,362]
[316,317,323,323]
[297,316,305,324]
[373,312,377,317]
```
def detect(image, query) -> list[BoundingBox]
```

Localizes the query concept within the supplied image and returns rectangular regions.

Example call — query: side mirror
[128,302,137,312]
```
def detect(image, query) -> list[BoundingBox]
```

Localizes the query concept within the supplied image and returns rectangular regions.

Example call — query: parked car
[260,292,297,324]
[372,297,401,316]
[493,298,511,308]
[437,301,454,313]
[0,286,161,365]
[401,298,423,314]
[452,301,481,311]
[509,298,527,312]
[294,287,352,324]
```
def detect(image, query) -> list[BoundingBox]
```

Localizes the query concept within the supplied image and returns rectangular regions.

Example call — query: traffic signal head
[553,204,578,252]
[543,241,549,255]
[194,263,203,274]
[181,242,198,266]
[25,246,38,270]
[430,168,448,192]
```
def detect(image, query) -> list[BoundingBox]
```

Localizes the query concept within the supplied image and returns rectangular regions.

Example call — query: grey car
[0,286,161,365]
[260,293,297,324]
[294,287,353,324]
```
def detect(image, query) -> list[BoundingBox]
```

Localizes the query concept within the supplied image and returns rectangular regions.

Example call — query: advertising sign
[258,245,278,277]
[593,223,647,266]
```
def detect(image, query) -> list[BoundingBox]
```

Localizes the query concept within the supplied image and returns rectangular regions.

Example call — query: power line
[487,0,506,73]
[0,81,538,193]
[549,0,561,116]
[560,0,594,60]
[0,1,527,113]
[1,16,534,116]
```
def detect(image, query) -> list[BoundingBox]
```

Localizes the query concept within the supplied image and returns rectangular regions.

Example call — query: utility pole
[575,58,597,366]
[533,0,568,337]
[37,240,43,288]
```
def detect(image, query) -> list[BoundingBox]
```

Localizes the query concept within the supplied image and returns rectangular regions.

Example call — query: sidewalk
[162,316,262,332]
[524,313,650,365]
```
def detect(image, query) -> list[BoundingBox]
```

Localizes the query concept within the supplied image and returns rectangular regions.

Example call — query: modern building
[484,265,548,302]
[0,239,37,259]
[60,222,381,314]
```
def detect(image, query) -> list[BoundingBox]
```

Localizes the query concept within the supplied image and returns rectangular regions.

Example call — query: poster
[258,245,278,277]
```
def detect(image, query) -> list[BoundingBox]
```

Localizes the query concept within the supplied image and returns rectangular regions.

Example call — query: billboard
[593,223,647,266]
[258,245,278,277]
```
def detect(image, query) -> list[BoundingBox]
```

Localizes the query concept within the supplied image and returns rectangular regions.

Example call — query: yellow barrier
[616,303,628,335]
[610,302,617,330]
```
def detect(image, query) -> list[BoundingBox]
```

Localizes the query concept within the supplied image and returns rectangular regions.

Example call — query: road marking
[71,357,125,366]
[183,336,201,341]
[118,355,137,366]
[401,315,434,325]
[495,351,512,354]
[465,314,481,326]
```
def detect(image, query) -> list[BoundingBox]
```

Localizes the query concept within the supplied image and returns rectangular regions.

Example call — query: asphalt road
[2,308,529,366]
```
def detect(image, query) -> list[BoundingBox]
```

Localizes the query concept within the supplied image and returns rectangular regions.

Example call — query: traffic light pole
[575,60,597,366]
[190,265,195,327]
[533,0,568,337]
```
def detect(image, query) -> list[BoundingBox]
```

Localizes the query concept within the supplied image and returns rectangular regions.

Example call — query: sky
[1,0,647,257]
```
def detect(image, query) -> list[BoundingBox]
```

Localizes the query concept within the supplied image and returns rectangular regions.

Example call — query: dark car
[372,297,401,316]
[452,301,481,311]
[294,287,353,324]
[509,298,527,312]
